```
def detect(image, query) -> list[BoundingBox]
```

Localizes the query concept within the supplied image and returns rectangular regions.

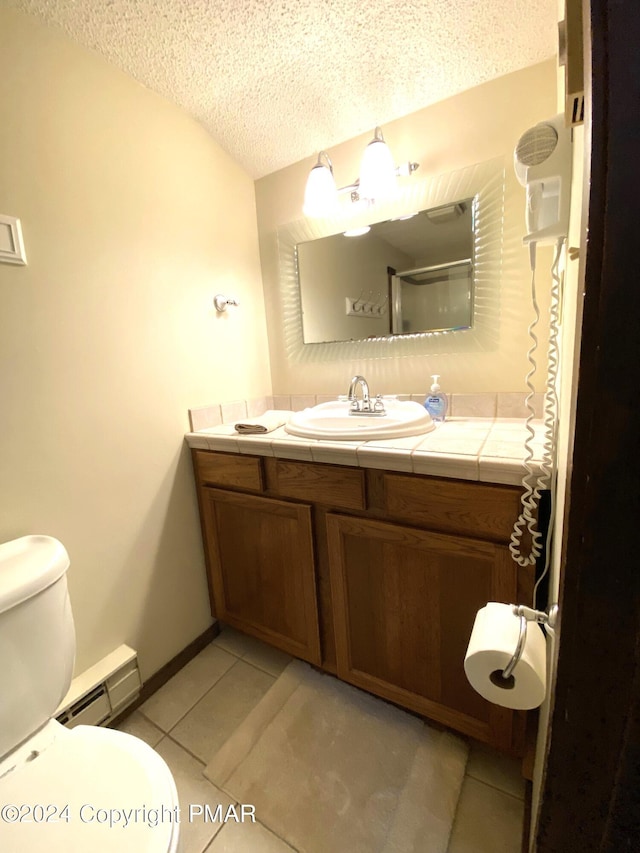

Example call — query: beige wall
[0,8,271,680]
[256,60,558,396]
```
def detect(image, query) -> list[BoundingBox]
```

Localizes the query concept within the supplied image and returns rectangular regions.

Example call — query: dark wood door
[202,487,321,664]
[327,513,519,751]
[536,1,640,848]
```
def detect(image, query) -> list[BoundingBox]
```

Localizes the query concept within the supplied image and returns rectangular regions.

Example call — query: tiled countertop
[185,416,546,487]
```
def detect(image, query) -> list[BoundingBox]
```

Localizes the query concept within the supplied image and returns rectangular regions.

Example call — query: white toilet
[0,535,180,852]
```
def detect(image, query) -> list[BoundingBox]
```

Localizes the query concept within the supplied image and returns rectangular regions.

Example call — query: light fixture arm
[316,150,333,173]
[335,162,420,201]
[397,161,420,178]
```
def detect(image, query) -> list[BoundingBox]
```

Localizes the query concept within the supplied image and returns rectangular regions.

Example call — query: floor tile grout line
[136,706,165,731]
[464,772,526,802]
[212,636,288,683]
[446,773,527,853]
[211,641,248,657]
[162,730,209,768]
[213,636,292,680]
[200,819,300,853]
[253,817,300,853]
[162,656,243,735]
[137,644,243,734]
[236,656,289,680]
[198,817,230,853]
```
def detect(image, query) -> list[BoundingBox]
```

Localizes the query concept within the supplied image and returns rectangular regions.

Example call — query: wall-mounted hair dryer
[509,117,570,572]
[514,114,572,245]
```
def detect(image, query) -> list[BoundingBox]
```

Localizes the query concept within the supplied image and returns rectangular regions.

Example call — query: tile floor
[115,626,526,853]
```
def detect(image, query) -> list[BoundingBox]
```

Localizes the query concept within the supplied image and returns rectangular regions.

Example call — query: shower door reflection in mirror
[390,257,473,335]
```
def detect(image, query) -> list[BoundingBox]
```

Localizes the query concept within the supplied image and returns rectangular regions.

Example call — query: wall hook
[377,295,389,315]
[214,294,239,313]
[345,290,389,318]
[352,290,365,312]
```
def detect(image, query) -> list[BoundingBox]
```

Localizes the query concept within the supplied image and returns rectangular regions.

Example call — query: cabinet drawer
[194,450,263,491]
[273,459,366,510]
[383,473,522,543]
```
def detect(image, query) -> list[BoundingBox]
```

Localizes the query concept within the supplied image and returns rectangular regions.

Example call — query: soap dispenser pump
[424,375,448,422]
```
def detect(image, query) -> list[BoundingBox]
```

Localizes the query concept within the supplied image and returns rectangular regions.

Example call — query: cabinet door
[327,513,518,750]
[203,488,321,665]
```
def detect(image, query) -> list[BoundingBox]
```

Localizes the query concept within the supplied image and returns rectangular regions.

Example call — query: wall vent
[55,644,141,729]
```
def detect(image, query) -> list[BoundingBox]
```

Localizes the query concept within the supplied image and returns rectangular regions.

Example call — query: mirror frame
[276,156,506,363]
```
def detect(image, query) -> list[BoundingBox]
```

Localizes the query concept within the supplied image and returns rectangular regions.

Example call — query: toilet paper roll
[464,602,547,710]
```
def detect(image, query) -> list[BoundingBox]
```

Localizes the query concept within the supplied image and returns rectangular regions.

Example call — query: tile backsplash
[188,393,544,432]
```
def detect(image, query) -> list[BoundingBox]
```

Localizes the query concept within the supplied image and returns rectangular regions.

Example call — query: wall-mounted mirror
[276,156,506,362]
[297,199,475,343]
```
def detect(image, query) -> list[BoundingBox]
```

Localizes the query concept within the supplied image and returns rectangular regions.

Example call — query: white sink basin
[285,399,435,441]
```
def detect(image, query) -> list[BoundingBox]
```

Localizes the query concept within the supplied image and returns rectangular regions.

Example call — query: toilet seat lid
[0,724,178,853]
[0,535,69,614]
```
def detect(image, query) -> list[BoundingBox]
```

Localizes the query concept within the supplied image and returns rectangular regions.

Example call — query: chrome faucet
[347,375,386,416]
[348,375,370,409]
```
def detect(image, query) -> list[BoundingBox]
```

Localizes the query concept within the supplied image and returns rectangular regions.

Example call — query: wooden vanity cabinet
[192,448,533,755]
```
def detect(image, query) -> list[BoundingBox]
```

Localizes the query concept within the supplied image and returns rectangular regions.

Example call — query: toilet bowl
[0,535,180,852]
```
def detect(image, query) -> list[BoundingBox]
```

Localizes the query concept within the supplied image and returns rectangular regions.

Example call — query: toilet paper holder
[501,603,559,680]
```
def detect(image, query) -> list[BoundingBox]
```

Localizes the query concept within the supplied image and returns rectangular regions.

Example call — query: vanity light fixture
[302,151,338,217]
[303,126,419,217]
[358,127,397,202]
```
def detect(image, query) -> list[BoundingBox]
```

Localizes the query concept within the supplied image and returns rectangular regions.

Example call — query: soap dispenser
[424,375,448,422]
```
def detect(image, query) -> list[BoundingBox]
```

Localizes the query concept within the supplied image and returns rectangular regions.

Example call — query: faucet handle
[373,394,385,413]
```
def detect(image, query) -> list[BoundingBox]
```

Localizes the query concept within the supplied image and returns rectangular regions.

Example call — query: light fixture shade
[303,153,338,217]
[358,127,397,202]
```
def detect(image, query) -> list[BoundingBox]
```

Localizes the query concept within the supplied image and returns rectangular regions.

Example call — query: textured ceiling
[7,0,558,178]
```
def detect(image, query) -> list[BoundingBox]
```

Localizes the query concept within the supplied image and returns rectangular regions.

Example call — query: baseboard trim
[110,621,220,727]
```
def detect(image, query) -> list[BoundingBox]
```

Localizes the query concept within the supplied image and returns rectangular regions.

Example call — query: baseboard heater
[55,644,142,729]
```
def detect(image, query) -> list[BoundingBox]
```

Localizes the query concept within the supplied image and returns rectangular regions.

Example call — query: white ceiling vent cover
[55,644,141,729]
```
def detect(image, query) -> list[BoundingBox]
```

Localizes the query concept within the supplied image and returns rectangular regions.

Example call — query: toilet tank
[0,536,75,760]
